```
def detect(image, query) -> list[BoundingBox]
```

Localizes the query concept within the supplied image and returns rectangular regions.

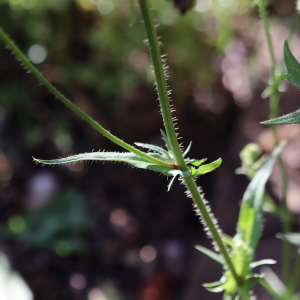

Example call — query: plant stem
[0,26,173,170]
[287,249,300,299]
[183,177,242,287]
[257,0,292,284]
[138,0,187,171]
[138,0,243,292]
[258,0,276,80]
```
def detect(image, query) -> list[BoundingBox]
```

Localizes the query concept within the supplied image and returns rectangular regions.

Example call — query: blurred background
[0,0,300,299]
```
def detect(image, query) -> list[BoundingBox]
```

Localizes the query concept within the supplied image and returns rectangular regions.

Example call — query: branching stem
[0,27,173,170]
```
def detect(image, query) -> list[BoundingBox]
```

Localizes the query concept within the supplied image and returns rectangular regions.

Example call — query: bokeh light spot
[110,208,128,227]
[27,44,47,64]
[55,241,72,257]
[69,273,87,290]
[8,215,26,233]
[195,0,211,12]
[140,245,157,263]
[97,0,114,14]
[88,288,108,300]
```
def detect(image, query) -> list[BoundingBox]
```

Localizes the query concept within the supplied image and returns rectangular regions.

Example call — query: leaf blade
[237,145,283,251]
[196,158,222,176]
[195,245,225,265]
[262,41,300,125]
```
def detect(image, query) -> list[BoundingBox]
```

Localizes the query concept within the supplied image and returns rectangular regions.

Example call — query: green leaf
[189,166,197,176]
[33,152,190,178]
[129,0,136,27]
[282,40,300,89]
[222,234,235,248]
[262,41,300,125]
[135,142,169,158]
[281,233,300,246]
[196,158,222,176]
[205,285,224,293]
[237,145,283,251]
[203,281,221,288]
[250,259,277,269]
[167,172,180,191]
[221,272,236,297]
[187,158,207,166]
[262,267,287,297]
[262,108,300,125]
[160,130,174,159]
[195,245,225,265]
[183,142,192,157]
[291,292,300,300]
[223,293,234,300]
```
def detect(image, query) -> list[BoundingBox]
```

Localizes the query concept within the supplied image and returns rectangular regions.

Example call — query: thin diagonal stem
[0,27,173,170]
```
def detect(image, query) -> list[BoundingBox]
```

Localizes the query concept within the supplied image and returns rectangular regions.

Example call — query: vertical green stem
[287,249,300,299]
[258,0,276,79]
[257,0,294,284]
[138,0,243,292]
[138,0,186,171]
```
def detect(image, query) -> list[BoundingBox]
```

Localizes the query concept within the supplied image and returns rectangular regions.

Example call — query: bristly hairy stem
[138,0,243,292]
[257,0,297,284]
[137,0,187,171]
[183,177,242,288]
[0,26,174,170]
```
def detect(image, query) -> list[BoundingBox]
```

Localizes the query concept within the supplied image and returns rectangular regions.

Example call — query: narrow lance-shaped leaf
[263,41,300,125]
[134,142,170,158]
[160,130,174,159]
[261,267,287,298]
[187,158,207,166]
[33,152,190,178]
[280,233,300,246]
[237,144,283,251]
[183,142,192,157]
[196,158,222,176]
[249,259,276,269]
[195,245,225,265]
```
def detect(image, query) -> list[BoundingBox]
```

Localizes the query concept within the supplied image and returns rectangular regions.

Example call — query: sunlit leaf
[223,293,234,300]
[261,267,287,297]
[205,285,224,293]
[203,281,221,288]
[196,158,222,176]
[250,259,276,269]
[187,158,207,166]
[281,233,300,246]
[183,142,192,157]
